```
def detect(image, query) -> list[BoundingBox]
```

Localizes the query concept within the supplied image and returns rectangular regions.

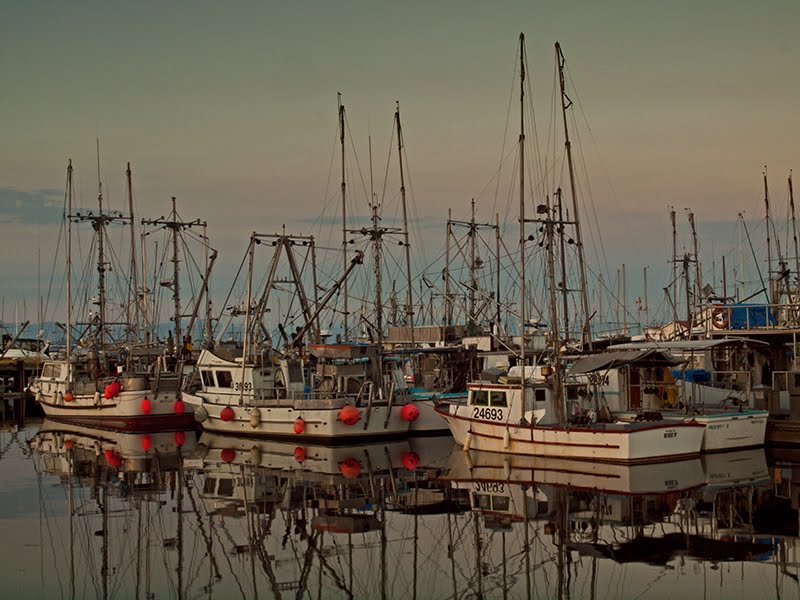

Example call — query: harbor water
[1,420,798,599]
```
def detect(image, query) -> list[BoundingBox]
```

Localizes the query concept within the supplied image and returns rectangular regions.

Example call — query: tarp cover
[568,349,683,375]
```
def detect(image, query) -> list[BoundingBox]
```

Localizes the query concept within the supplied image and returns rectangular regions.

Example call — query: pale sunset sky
[1,1,798,330]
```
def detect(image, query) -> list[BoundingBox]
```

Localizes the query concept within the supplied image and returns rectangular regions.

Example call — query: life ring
[712,308,729,329]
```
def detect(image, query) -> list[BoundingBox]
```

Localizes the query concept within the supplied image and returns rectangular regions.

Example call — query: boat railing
[708,369,749,391]
[707,301,800,332]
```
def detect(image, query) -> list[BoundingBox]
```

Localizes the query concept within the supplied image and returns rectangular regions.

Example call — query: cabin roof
[568,349,682,375]
[608,338,769,351]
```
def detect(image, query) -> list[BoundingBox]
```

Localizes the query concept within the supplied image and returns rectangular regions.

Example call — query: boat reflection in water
[28,425,800,599]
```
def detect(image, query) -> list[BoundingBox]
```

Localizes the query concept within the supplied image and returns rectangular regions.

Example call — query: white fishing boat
[436,38,704,463]
[183,342,427,440]
[29,162,202,432]
[436,351,705,464]
[599,340,769,451]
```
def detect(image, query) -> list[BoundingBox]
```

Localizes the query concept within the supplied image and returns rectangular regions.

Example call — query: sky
[1,0,799,333]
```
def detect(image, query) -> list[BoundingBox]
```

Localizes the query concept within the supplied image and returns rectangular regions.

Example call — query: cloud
[0,187,64,225]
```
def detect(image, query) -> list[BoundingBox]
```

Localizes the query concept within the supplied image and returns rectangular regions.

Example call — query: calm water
[1,419,799,599]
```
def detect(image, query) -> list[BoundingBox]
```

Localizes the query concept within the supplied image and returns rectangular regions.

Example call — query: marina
[3,3,800,598]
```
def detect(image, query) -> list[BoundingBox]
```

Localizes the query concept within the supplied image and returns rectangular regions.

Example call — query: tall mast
[96,139,107,355]
[445,209,452,326]
[141,199,205,346]
[66,160,73,383]
[339,93,349,342]
[738,212,745,302]
[556,189,570,340]
[126,162,140,355]
[545,195,564,422]
[171,197,181,342]
[670,207,678,325]
[556,42,592,349]
[687,210,701,310]
[518,33,527,387]
[789,171,799,302]
[643,266,649,333]
[764,167,773,303]
[495,213,502,331]
[371,201,384,344]
[469,199,477,325]
[204,223,214,344]
[395,102,415,344]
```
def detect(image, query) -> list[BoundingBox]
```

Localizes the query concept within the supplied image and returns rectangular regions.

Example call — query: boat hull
[183,393,414,442]
[436,405,705,464]
[616,409,768,452]
[37,390,195,432]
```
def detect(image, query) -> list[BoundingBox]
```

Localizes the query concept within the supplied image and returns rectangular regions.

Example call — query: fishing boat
[184,341,430,440]
[437,351,705,463]
[437,37,704,464]
[182,232,440,439]
[28,161,205,431]
[572,340,769,451]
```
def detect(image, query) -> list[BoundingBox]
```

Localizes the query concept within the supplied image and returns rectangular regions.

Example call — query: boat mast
[141,198,206,348]
[371,200,384,344]
[395,102,415,344]
[687,210,702,311]
[204,223,214,345]
[518,32,527,397]
[368,133,383,344]
[445,209,452,326]
[126,162,140,358]
[556,42,592,349]
[738,212,745,302]
[495,212,502,332]
[670,207,678,327]
[339,93,349,342]
[171,197,181,343]
[96,139,107,356]
[545,193,564,421]
[66,160,73,384]
[789,171,800,303]
[556,189,570,339]
[469,199,477,326]
[764,167,774,303]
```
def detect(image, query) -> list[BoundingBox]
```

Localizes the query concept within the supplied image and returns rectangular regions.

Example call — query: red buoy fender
[402,451,421,471]
[220,406,235,422]
[338,405,360,426]
[339,457,361,479]
[400,403,420,422]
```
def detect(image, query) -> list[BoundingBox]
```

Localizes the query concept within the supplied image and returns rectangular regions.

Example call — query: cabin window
[203,478,216,495]
[201,370,214,387]
[489,390,507,407]
[474,493,510,512]
[566,385,579,401]
[472,390,490,406]
[216,370,233,388]
[535,389,547,402]
[216,478,234,497]
[286,359,303,384]
[42,364,60,379]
